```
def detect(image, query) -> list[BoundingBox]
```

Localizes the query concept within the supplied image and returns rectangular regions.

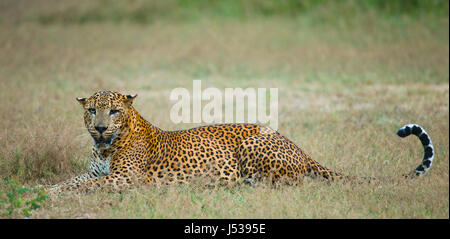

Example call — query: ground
[0,0,448,218]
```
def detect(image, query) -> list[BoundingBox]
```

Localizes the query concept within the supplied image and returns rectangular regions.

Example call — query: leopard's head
[77,91,137,149]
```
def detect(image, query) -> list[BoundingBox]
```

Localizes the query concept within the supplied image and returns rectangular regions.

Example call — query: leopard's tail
[311,124,434,182]
[396,124,434,177]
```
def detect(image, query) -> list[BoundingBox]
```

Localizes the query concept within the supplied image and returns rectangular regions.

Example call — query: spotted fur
[49,91,435,193]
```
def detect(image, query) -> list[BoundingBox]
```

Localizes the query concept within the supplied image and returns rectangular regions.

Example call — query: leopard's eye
[88,108,96,115]
[110,109,120,115]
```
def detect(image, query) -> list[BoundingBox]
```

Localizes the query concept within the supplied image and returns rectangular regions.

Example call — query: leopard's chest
[89,155,110,177]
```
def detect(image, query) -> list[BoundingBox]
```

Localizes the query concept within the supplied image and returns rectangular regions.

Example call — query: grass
[0,1,448,218]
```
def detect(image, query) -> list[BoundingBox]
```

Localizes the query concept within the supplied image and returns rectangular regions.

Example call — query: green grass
[3,0,447,25]
[0,1,448,218]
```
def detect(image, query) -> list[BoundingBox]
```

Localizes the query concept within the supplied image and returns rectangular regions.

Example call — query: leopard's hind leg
[237,128,346,185]
[236,131,309,185]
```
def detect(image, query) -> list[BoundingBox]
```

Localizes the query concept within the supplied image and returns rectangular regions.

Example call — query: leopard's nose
[95,126,107,134]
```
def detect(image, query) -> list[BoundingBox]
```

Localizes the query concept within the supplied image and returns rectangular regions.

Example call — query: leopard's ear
[124,94,137,107]
[76,97,87,106]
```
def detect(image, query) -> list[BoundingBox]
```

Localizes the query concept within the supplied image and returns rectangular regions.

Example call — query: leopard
[49,90,435,193]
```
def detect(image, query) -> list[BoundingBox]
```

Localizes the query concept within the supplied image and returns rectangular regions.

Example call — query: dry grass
[0,2,448,218]
[31,175,448,219]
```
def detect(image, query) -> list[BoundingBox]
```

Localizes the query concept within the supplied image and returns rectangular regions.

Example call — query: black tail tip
[397,127,410,138]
